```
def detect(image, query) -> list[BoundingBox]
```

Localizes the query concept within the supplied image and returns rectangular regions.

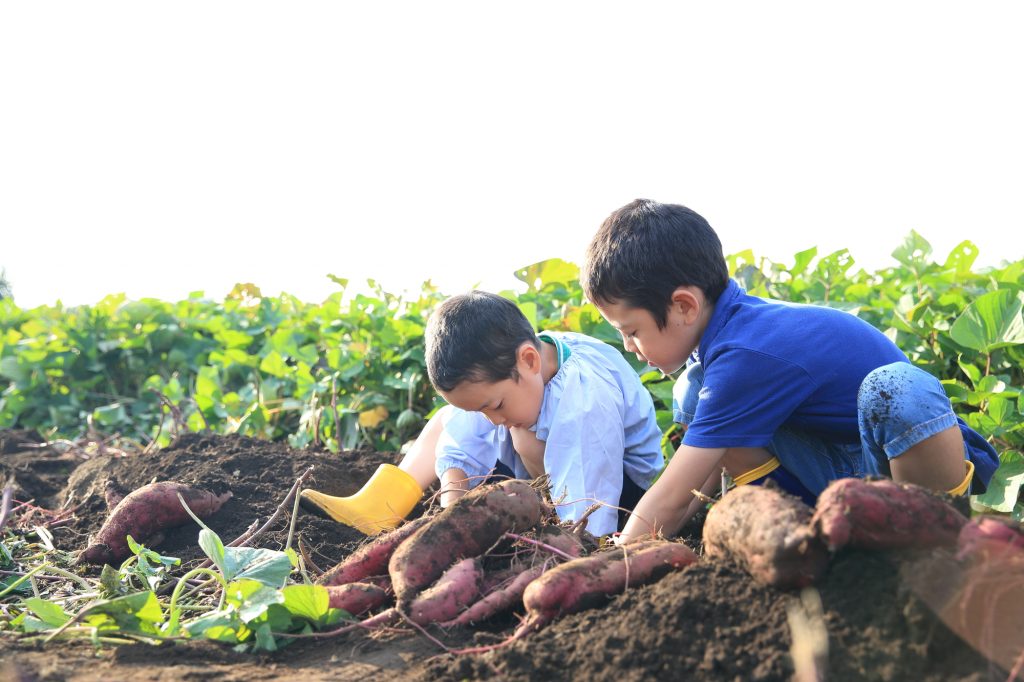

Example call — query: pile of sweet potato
[703,476,1014,590]
[316,479,698,635]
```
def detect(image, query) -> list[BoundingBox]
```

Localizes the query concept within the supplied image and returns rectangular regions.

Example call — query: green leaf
[891,230,933,267]
[185,611,238,638]
[92,402,127,427]
[0,357,29,383]
[949,289,1024,352]
[957,359,982,388]
[975,450,1024,513]
[644,380,674,407]
[84,591,165,625]
[259,350,291,378]
[199,528,227,574]
[518,301,538,330]
[222,546,292,587]
[514,258,580,292]
[280,584,330,625]
[224,580,285,621]
[942,240,979,276]
[22,598,71,627]
[791,247,818,277]
[253,622,278,651]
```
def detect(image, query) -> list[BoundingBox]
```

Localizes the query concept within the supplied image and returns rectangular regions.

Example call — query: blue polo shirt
[682,280,909,448]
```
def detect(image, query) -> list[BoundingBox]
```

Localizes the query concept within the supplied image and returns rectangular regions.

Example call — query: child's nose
[483,411,504,426]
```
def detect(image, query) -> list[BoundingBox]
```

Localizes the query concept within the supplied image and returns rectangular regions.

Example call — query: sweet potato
[318,516,430,587]
[811,477,967,552]
[389,479,543,607]
[518,540,698,634]
[442,563,545,627]
[325,582,390,616]
[440,525,587,627]
[79,481,232,565]
[704,484,828,589]
[956,515,1024,562]
[406,557,484,625]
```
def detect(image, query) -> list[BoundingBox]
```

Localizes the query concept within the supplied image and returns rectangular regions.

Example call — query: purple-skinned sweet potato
[325,582,390,616]
[79,481,232,565]
[517,540,698,634]
[811,477,967,552]
[388,479,543,607]
[318,516,430,587]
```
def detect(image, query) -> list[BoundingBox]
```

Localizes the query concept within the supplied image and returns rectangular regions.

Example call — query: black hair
[425,291,540,392]
[580,199,729,327]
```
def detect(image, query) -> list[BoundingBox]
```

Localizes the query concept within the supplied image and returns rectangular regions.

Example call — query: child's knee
[672,362,704,426]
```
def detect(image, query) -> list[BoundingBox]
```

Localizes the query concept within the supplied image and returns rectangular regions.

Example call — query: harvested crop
[79,481,232,565]
[406,557,484,625]
[442,563,545,627]
[388,479,543,607]
[325,582,390,616]
[703,484,828,589]
[318,516,430,587]
[957,515,1024,562]
[517,540,697,635]
[811,477,967,552]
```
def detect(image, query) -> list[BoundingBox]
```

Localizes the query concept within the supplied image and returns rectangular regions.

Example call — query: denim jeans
[673,361,969,498]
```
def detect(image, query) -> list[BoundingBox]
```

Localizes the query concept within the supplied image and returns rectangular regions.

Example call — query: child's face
[596,289,705,375]
[439,344,546,429]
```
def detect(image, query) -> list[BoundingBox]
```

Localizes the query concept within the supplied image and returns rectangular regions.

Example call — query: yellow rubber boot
[300,464,424,535]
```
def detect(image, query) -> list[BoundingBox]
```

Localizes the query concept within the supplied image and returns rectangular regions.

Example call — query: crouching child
[301,290,664,537]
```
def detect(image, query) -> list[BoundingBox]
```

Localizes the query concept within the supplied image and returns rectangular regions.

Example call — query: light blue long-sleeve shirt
[434,331,663,536]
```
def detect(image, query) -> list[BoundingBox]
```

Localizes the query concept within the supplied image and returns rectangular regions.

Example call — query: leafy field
[1,233,1023,678]
[1,232,1022,514]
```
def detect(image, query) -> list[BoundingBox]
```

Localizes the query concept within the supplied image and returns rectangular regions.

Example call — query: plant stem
[166,567,228,635]
[0,563,50,599]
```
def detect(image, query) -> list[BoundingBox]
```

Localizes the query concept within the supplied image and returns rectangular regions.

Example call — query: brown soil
[0,431,1005,681]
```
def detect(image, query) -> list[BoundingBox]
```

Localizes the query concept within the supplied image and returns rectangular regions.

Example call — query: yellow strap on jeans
[947,459,975,497]
[733,456,782,486]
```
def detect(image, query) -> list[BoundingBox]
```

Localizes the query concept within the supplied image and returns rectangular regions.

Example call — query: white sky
[2,2,1023,308]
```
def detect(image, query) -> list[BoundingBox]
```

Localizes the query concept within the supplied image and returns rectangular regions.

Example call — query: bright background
[2,2,1022,308]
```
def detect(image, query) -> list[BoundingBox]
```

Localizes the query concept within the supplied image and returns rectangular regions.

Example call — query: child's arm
[439,467,469,507]
[618,444,727,543]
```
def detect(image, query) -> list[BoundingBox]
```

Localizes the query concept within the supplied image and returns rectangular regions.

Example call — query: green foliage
[1,235,1023,510]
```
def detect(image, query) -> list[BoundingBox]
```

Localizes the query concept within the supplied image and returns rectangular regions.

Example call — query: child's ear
[669,286,703,323]
[517,341,543,375]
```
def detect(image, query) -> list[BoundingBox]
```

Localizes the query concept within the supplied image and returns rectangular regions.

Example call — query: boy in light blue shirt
[301,290,663,537]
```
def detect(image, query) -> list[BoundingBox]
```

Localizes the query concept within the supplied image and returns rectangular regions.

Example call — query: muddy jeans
[672,361,975,498]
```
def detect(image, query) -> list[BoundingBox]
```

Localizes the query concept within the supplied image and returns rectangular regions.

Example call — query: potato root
[811,477,967,552]
[389,479,543,607]
[704,485,828,589]
[79,481,232,565]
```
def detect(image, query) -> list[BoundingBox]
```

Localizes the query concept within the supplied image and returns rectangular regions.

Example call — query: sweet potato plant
[1,235,1019,507]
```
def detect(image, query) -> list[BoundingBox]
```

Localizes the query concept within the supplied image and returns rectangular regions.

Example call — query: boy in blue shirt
[579,199,999,544]
[301,290,663,537]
